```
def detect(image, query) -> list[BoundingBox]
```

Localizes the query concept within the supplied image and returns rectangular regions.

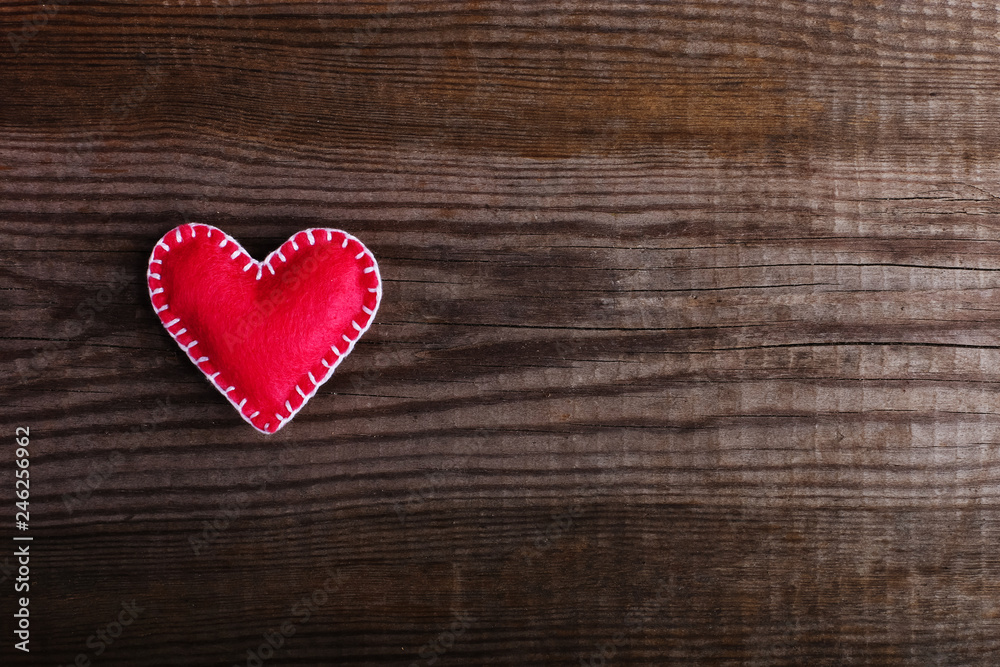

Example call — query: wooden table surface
[5,1,1000,664]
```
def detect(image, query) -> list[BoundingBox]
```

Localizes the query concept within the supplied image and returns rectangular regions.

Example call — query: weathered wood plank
[5,1,1000,664]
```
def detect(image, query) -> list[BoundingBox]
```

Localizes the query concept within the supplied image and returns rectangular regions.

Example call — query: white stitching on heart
[148,222,383,434]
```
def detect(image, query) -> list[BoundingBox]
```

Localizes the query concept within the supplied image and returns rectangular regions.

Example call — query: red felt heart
[147,223,381,433]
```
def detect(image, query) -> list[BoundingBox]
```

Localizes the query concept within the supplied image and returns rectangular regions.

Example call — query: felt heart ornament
[147,223,381,434]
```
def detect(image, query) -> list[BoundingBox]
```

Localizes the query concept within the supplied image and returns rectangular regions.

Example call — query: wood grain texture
[4,0,1000,664]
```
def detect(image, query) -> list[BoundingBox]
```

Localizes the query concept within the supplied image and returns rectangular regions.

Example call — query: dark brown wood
[5,1,1000,664]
